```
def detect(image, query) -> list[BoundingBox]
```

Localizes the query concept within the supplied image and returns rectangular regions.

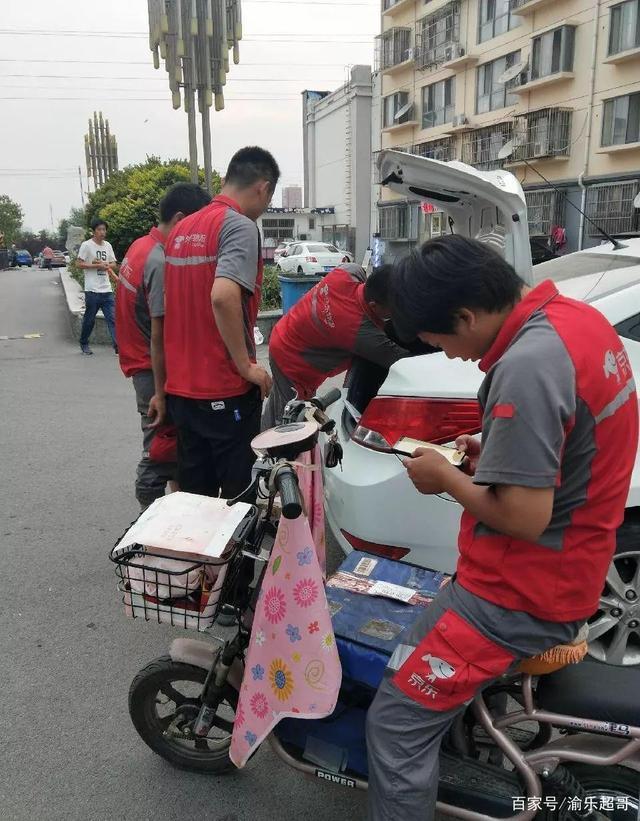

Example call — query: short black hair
[159,182,211,223]
[392,235,524,337]
[224,146,280,192]
[91,217,107,231]
[364,264,394,306]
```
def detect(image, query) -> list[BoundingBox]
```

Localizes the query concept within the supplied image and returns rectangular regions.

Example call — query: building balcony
[461,122,513,171]
[511,71,574,95]
[412,137,455,162]
[382,0,414,17]
[383,119,420,134]
[375,28,414,73]
[604,45,640,66]
[507,108,573,164]
[509,0,555,16]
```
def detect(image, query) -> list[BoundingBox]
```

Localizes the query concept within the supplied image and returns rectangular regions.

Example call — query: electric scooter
[110,393,640,821]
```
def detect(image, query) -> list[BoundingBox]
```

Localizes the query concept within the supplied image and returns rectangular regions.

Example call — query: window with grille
[383,91,411,127]
[531,26,575,81]
[378,203,418,240]
[261,218,295,241]
[525,189,565,235]
[476,50,521,114]
[418,2,460,65]
[413,138,454,161]
[602,93,640,146]
[478,0,519,44]
[462,123,513,170]
[381,28,412,69]
[609,0,640,55]
[585,182,640,236]
[422,78,455,128]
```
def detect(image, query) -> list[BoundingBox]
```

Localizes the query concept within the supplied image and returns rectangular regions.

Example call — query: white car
[277,242,352,276]
[323,150,640,666]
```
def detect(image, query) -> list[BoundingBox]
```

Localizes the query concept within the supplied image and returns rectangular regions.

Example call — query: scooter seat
[536,657,640,728]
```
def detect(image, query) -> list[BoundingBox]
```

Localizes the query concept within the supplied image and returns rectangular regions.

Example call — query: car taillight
[306,256,318,263]
[341,530,411,560]
[352,397,481,451]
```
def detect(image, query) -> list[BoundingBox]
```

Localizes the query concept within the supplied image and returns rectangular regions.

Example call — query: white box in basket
[113,492,252,562]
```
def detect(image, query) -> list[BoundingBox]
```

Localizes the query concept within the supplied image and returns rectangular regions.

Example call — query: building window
[531,25,575,81]
[476,50,521,114]
[609,0,640,55]
[422,78,455,128]
[379,27,412,70]
[261,218,295,242]
[513,108,573,160]
[586,182,639,236]
[383,91,412,127]
[417,2,460,68]
[412,137,455,161]
[308,217,315,230]
[602,93,640,146]
[378,203,419,241]
[524,189,565,236]
[478,0,519,44]
[461,122,513,170]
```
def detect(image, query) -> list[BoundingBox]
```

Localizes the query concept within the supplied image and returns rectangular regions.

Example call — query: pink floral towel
[229,511,341,768]
[295,445,326,576]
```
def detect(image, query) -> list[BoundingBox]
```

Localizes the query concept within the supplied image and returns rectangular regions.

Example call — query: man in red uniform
[115,182,211,508]
[262,263,408,428]
[366,236,638,820]
[163,146,279,499]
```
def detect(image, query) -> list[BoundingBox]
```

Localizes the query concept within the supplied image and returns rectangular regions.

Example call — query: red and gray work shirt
[458,279,639,623]
[269,264,407,398]
[163,195,263,400]
[115,226,166,378]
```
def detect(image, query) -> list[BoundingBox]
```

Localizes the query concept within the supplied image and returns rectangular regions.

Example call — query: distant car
[277,242,352,276]
[12,249,33,267]
[39,250,66,269]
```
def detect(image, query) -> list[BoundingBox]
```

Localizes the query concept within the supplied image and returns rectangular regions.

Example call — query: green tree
[0,194,24,245]
[86,157,220,258]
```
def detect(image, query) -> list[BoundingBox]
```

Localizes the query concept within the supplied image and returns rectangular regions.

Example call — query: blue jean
[80,291,117,347]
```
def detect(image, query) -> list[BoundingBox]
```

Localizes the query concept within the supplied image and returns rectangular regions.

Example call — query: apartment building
[282,185,303,209]
[375,0,640,256]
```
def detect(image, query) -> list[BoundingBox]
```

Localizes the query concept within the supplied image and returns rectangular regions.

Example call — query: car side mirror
[282,251,288,257]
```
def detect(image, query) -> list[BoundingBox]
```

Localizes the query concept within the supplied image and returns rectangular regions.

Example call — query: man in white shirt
[77,218,118,355]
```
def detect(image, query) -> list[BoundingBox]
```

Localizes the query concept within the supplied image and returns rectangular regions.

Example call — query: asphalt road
[0,265,365,821]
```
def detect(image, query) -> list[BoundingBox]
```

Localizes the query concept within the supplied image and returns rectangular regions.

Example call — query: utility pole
[78,166,85,206]
[84,111,119,192]
[147,0,243,189]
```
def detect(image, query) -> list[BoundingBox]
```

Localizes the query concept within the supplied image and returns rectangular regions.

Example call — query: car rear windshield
[307,244,339,253]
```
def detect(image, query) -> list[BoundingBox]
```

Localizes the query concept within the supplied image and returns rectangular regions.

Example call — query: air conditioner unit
[445,44,465,62]
[452,114,469,128]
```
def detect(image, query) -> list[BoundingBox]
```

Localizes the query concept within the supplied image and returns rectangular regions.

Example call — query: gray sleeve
[352,317,409,369]
[144,244,166,318]
[215,211,259,293]
[474,334,576,488]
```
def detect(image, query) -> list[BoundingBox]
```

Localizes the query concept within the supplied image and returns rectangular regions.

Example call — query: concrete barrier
[60,268,282,346]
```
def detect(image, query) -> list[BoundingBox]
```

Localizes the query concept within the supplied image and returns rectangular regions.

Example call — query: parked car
[322,150,640,667]
[277,242,352,276]
[39,250,66,269]
[11,249,33,267]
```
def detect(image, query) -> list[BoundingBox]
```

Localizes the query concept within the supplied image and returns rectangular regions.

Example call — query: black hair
[392,235,525,337]
[91,217,107,231]
[159,182,211,223]
[364,264,394,306]
[224,146,281,192]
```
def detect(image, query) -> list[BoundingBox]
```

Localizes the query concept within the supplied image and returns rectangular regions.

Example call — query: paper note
[368,580,416,603]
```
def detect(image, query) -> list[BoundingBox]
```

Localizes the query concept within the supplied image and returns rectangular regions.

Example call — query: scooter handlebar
[274,464,303,520]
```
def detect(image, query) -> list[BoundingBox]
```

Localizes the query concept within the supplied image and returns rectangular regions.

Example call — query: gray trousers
[132,370,176,509]
[261,355,297,431]
[366,580,583,821]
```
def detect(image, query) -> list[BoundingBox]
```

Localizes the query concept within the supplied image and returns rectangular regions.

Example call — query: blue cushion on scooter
[327,551,449,689]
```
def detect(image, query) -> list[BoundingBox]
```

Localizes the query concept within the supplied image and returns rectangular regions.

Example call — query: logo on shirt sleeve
[604,349,632,383]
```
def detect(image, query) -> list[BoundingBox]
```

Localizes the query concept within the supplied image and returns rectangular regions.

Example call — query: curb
[59,268,114,346]
[59,268,282,345]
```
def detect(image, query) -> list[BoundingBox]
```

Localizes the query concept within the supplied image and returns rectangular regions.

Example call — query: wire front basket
[109,506,257,632]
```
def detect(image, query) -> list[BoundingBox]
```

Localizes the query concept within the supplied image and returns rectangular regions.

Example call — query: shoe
[80,344,93,355]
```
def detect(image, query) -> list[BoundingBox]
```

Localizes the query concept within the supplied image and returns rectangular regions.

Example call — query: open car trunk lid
[377,150,534,285]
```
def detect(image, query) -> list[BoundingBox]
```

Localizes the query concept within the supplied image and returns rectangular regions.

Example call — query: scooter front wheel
[128,655,238,773]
